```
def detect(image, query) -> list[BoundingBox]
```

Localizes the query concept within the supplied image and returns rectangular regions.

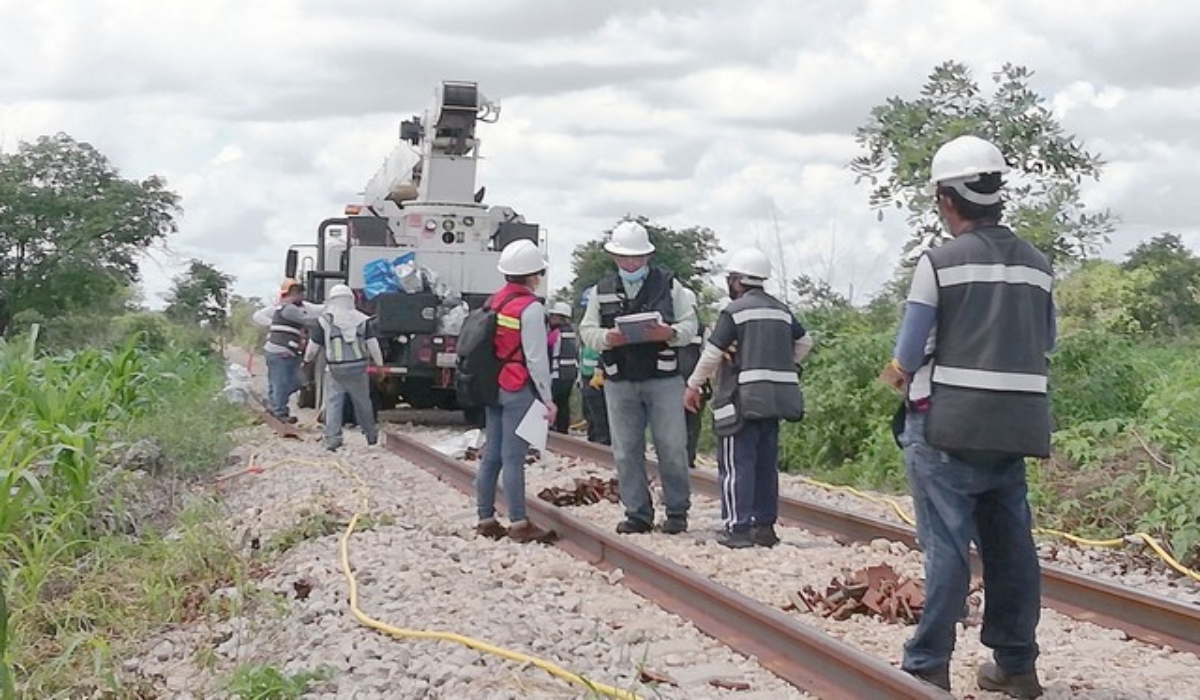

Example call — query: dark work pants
[581,381,610,445]
[685,397,706,469]
[716,418,780,533]
[551,379,572,435]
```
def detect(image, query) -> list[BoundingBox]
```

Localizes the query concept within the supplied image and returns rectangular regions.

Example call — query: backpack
[455,290,527,409]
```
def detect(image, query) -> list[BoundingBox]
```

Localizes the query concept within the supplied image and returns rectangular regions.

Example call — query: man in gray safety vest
[303,284,383,451]
[879,135,1053,698]
[253,278,323,422]
[580,220,698,535]
[547,301,578,435]
[684,248,811,549]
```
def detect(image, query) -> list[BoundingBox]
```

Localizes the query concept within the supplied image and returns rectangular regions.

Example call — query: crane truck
[285,80,542,415]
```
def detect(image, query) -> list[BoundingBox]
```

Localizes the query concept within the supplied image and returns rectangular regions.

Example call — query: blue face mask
[618,265,649,283]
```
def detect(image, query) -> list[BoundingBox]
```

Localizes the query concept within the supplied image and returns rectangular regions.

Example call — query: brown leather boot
[508,520,556,544]
[475,518,508,540]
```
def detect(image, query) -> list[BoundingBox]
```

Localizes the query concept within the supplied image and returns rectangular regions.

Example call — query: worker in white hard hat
[252,278,324,422]
[546,301,578,435]
[474,239,556,544]
[881,134,1053,697]
[579,220,698,535]
[683,248,810,549]
[304,284,383,450]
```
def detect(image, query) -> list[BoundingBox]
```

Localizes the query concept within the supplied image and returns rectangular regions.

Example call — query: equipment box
[375,292,439,335]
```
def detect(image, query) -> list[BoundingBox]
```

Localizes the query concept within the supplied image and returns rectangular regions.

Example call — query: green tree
[850,61,1113,265]
[568,217,723,302]
[164,259,234,329]
[1121,233,1200,336]
[0,133,181,328]
[1055,260,1145,336]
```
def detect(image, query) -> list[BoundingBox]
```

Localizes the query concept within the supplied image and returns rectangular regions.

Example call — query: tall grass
[0,325,248,696]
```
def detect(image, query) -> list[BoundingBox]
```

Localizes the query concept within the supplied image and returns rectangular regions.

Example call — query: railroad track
[379,428,947,700]
[546,432,1200,658]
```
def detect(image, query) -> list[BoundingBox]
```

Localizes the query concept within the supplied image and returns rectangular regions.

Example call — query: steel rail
[382,429,947,700]
[547,432,1200,657]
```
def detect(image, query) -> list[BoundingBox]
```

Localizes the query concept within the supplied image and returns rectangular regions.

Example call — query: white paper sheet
[515,399,549,451]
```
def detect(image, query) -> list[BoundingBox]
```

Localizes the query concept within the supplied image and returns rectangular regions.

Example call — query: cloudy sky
[2,0,1198,306]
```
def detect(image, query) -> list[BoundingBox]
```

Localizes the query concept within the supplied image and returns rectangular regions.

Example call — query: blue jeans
[717,419,780,532]
[900,411,1041,675]
[605,375,691,525]
[265,352,303,418]
[323,362,378,449]
[476,386,536,522]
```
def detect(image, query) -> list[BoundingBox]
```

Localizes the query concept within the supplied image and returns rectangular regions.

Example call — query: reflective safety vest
[596,267,678,382]
[917,224,1054,459]
[492,283,538,392]
[550,323,579,382]
[579,345,602,379]
[710,290,804,437]
[318,315,368,365]
[267,304,305,354]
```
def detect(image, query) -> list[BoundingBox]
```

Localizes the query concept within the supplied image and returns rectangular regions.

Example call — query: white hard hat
[497,239,546,276]
[604,221,655,256]
[328,284,354,300]
[927,135,1010,205]
[725,248,771,283]
[549,301,573,317]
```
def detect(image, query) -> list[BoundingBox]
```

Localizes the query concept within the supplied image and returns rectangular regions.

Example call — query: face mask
[618,265,649,283]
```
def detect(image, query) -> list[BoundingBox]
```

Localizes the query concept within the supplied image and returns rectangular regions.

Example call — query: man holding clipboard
[579,221,698,535]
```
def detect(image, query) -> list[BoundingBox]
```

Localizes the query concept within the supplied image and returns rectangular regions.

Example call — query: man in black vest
[684,248,810,549]
[579,221,697,535]
[253,279,322,423]
[547,302,578,435]
[881,135,1054,698]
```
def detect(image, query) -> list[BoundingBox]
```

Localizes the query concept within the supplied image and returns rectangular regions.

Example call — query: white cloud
[1,0,1197,310]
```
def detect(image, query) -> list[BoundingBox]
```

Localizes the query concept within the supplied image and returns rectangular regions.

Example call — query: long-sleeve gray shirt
[520,300,553,403]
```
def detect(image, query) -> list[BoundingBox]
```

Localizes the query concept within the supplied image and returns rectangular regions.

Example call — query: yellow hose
[798,476,1200,582]
[265,457,640,700]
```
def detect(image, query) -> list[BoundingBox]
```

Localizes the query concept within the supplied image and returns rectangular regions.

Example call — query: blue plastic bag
[362,258,400,299]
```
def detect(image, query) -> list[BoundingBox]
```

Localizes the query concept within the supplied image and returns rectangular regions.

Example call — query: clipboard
[615,311,664,344]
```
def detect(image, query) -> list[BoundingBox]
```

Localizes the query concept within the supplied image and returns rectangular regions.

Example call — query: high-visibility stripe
[595,293,622,304]
[656,359,677,371]
[496,314,520,329]
[269,324,302,335]
[581,357,599,368]
[713,403,737,421]
[559,358,578,366]
[731,307,793,325]
[937,264,1052,292]
[933,365,1047,393]
[737,369,798,384]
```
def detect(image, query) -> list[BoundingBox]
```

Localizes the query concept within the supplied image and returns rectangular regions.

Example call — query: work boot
[616,518,653,534]
[977,662,1043,698]
[659,515,688,535]
[750,524,781,548]
[508,520,556,544]
[717,530,755,549]
[475,518,508,540]
[905,666,951,692]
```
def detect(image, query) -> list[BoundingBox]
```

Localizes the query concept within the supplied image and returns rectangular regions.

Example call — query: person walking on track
[303,284,382,451]
[546,301,578,435]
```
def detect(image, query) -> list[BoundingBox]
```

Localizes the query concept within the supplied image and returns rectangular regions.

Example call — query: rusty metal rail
[548,432,1200,657]
[383,429,946,700]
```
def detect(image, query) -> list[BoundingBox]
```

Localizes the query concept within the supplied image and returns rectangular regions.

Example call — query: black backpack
[455,291,527,408]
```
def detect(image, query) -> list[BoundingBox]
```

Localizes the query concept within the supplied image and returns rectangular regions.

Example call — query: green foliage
[850,61,1112,264]
[1121,233,1200,336]
[0,133,180,329]
[165,258,235,329]
[568,217,723,302]
[227,664,328,700]
[1055,260,1145,336]
[1048,331,1151,426]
